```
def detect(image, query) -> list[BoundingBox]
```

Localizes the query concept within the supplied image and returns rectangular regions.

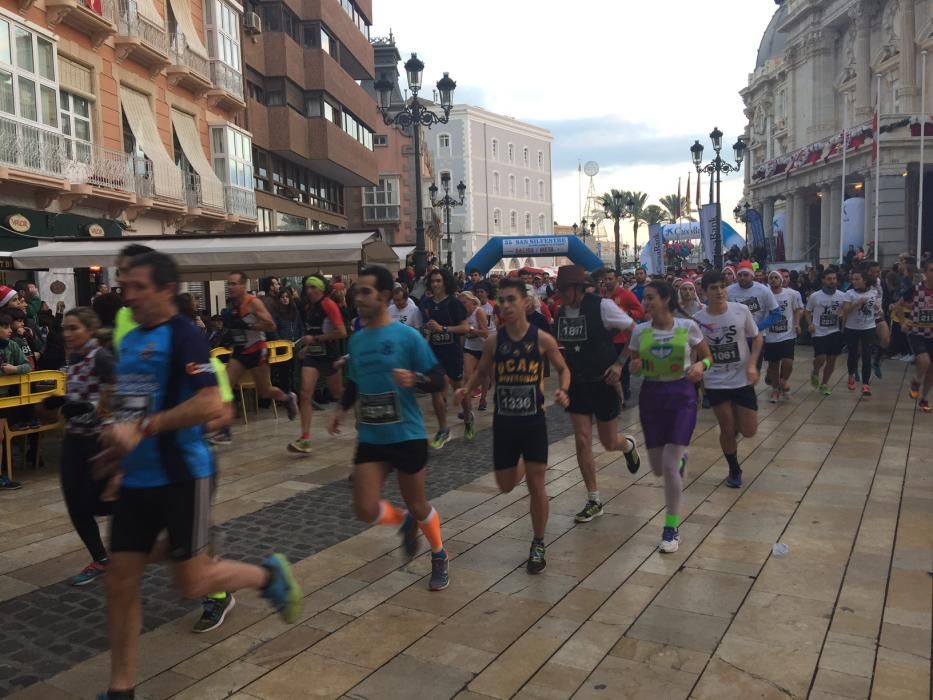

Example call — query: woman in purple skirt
[626,281,712,553]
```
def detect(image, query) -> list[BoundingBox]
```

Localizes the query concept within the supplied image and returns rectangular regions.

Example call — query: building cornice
[449,105,553,142]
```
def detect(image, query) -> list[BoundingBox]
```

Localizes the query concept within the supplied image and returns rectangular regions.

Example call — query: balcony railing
[116,0,168,54]
[62,138,135,193]
[169,32,209,79]
[130,156,155,199]
[78,0,114,20]
[182,170,203,208]
[210,60,243,99]
[0,116,65,177]
[225,185,256,219]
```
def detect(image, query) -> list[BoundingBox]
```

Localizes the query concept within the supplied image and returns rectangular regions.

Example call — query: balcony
[46,0,117,47]
[307,117,378,186]
[207,61,245,112]
[59,139,138,214]
[0,116,69,193]
[166,33,211,95]
[224,185,257,221]
[114,3,170,75]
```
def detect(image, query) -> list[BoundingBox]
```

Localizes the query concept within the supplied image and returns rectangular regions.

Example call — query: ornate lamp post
[690,127,746,269]
[374,54,456,277]
[429,172,466,270]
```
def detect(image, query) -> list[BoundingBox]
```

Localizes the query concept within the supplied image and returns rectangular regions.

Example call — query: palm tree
[598,188,627,271]
[642,204,668,226]
[624,191,649,261]
[658,194,697,223]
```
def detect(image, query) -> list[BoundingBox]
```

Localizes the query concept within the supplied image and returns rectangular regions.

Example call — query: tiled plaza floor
[0,349,930,700]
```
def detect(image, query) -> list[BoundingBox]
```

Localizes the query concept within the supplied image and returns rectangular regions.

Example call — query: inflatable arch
[465,236,604,275]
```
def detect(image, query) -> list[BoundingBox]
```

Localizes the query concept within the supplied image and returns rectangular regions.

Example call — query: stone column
[762,198,775,240]
[792,190,808,260]
[863,174,874,250]
[829,182,842,264]
[820,185,833,263]
[899,0,919,112]
[853,4,872,120]
[784,194,795,261]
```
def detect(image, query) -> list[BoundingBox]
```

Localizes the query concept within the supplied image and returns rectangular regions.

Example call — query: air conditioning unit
[281,185,300,199]
[243,11,262,35]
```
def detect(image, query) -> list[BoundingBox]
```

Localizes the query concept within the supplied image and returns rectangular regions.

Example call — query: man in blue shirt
[95,252,302,700]
[327,265,450,591]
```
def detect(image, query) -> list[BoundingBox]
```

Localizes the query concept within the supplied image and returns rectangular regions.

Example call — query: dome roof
[756,1,789,70]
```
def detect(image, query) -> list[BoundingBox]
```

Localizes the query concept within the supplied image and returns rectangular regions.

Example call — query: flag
[685,173,692,215]
[676,178,682,220]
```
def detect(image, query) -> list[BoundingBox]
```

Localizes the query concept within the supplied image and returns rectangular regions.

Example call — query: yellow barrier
[210,341,295,423]
[0,370,66,480]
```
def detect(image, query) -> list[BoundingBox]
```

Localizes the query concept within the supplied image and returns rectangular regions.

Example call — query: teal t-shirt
[347,322,438,444]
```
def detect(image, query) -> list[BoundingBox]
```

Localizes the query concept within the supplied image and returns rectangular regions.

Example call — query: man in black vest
[555,265,641,523]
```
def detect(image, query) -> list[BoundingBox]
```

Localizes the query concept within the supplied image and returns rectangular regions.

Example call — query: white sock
[588,491,600,504]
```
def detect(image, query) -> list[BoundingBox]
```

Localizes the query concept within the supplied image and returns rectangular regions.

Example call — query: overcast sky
[373,0,780,247]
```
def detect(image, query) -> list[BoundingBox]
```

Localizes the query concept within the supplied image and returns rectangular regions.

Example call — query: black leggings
[60,432,112,563]
[846,328,876,384]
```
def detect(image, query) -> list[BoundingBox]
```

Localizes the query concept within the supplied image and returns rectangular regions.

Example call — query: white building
[425,105,554,272]
[742,0,933,265]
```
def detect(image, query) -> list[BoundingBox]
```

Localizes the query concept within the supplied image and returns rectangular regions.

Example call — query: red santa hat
[0,286,17,307]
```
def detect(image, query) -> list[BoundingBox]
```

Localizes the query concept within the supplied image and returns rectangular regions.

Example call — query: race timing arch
[465,236,604,275]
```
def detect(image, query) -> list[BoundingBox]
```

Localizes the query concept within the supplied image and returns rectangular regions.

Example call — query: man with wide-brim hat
[554,265,641,523]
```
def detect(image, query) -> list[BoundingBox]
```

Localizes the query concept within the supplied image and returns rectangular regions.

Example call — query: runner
[455,279,570,573]
[694,270,762,488]
[288,275,347,454]
[727,260,780,373]
[388,285,423,329]
[595,267,645,408]
[764,270,804,402]
[553,265,640,523]
[420,267,471,447]
[327,265,450,591]
[903,258,933,412]
[459,291,489,421]
[216,271,298,445]
[473,282,498,411]
[627,281,711,552]
[842,268,881,396]
[804,267,846,396]
[95,252,301,700]
[863,260,890,378]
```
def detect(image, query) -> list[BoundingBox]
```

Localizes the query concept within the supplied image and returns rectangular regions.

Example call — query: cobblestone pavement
[1,353,931,700]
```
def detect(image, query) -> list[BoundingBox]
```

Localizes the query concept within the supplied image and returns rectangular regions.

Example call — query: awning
[171,109,225,209]
[121,87,183,200]
[392,245,414,261]
[11,232,400,280]
[167,0,208,58]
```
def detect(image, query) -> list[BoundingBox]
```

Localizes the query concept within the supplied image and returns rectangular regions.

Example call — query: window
[509,210,517,232]
[523,177,530,198]
[338,0,370,39]
[247,80,264,104]
[0,18,59,128]
[491,138,498,159]
[524,212,531,233]
[276,211,308,230]
[211,0,242,72]
[363,176,400,221]
[507,143,514,163]
[537,180,544,200]
[210,125,253,189]
[538,214,545,233]
[257,207,272,231]
[493,208,501,232]
[374,134,387,147]
[253,147,269,190]
[256,147,344,212]
[60,90,91,160]
[340,108,373,149]
[439,170,450,184]
[492,171,499,194]
[508,174,515,196]
[537,150,543,169]
[522,147,528,166]
[438,133,450,150]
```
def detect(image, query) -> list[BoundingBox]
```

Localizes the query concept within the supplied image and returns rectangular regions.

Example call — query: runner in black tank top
[457,279,570,574]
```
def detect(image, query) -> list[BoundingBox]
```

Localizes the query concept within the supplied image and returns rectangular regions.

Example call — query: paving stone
[347,654,473,700]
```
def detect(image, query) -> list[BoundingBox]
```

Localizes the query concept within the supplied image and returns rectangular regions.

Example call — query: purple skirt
[638,377,698,449]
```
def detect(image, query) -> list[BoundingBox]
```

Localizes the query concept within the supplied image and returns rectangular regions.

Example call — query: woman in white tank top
[459,291,490,412]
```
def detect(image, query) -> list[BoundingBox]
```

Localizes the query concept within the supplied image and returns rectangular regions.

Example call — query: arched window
[493,208,502,232]
[507,143,514,163]
[509,210,517,232]
[537,180,544,200]
[522,147,529,166]
[523,177,530,198]
[491,139,498,159]
[508,175,515,196]
[537,150,544,169]
[538,213,545,233]
[524,212,531,233]
[438,133,450,151]
[492,171,500,194]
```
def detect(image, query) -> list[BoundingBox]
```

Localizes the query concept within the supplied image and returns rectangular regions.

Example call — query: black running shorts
[231,348,268,370]
[567,380,620,422]
[812,332,845,358]
[764,339,796,362]
[493,417,548,470]
[354,439,429,475]
[704,385,759,411]
[908,334,933,357]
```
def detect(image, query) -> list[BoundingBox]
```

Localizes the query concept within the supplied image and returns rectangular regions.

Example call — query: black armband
[416,365,446,393]
[339,380,358,410]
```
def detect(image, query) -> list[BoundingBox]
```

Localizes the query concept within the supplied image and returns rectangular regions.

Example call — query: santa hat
[0,286,17,307]
[723,265,736,276]
[736,260,755,273]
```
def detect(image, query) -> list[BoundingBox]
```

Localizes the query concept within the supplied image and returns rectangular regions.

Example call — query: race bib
[358,392,401,424]
[819,311,838,328]
[112,393,151,421]
[771,317,788,334]
[742,297,761,313]
[916,308,933,327]
[496,385,537,417]
[305,341,325,356]
[710,342,740,365]
[230,329,248,348]
[557,316,587,343]
[430,331,453,345]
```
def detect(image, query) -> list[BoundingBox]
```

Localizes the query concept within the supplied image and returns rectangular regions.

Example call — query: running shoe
[574,500,604,523]
[726,470,743,488]
[910,380,920,400]
[848,375,857,391]
[921,399,932,413]
[429,550,449,591]
[471,389,482,398]
[71,561,106,587]
[862,384,872,397]
[261,554,303,623]
[0,476,22,490]
[623,438,640,474]
[819,384,832,397]
[192,593,236,633]
[430,429,451,449]
[659,527,680,554]
[527,540,547,574]
[208,429,232,446]
[478,398,487,411]
[769,389,780,403]
[810,372,820,388]
[399,513,419,558]
[285,392,299,421]
[287,438,313,454]
[872,358,882,379]
[464,414,475,440]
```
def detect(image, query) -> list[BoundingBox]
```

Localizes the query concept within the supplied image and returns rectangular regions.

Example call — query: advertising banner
[745,208,766,252]
[647,223,666,276]
[501,236,569,257]
[699,204,720,262]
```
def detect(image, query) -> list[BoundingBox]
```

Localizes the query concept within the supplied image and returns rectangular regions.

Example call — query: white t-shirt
[727,281,778,326]
[388,299,422,329]
[629,318,705,382]
[560,297,634,332]
[464,308,485,351]
[766,288,804,343]
[844,288,881,330]
[693,302,759,390]
[806,289,846,337]
[481,302,497,337]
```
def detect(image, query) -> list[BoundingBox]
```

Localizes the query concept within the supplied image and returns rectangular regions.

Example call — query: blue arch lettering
[465,236,604,275]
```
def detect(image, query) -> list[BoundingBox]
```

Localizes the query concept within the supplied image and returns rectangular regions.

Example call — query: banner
[659,221,701,241]
[842,197,865,253]
[647,223,666,276]
[745,208,766,252]
[501,236,569,257]
[699,204,720,263]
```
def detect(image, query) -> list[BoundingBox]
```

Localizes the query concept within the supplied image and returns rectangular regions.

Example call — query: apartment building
[241,0,379,232]
[0,0,257,248]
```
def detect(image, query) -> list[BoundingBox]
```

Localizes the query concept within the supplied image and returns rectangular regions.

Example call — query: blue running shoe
[726,471,743,488]
[429,550,449,591]
[659,526,680,553]
[399,513,419,558]
[261,553,303,623]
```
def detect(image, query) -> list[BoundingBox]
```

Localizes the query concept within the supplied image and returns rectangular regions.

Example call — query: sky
[372,0,780,250]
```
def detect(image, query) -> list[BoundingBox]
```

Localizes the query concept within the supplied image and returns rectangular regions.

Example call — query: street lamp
[374,54,456,277]
[689,127,745,269]
[429,172,466,270]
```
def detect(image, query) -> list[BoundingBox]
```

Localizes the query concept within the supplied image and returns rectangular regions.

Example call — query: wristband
[702,357,712,370]
[140,415,157,438]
